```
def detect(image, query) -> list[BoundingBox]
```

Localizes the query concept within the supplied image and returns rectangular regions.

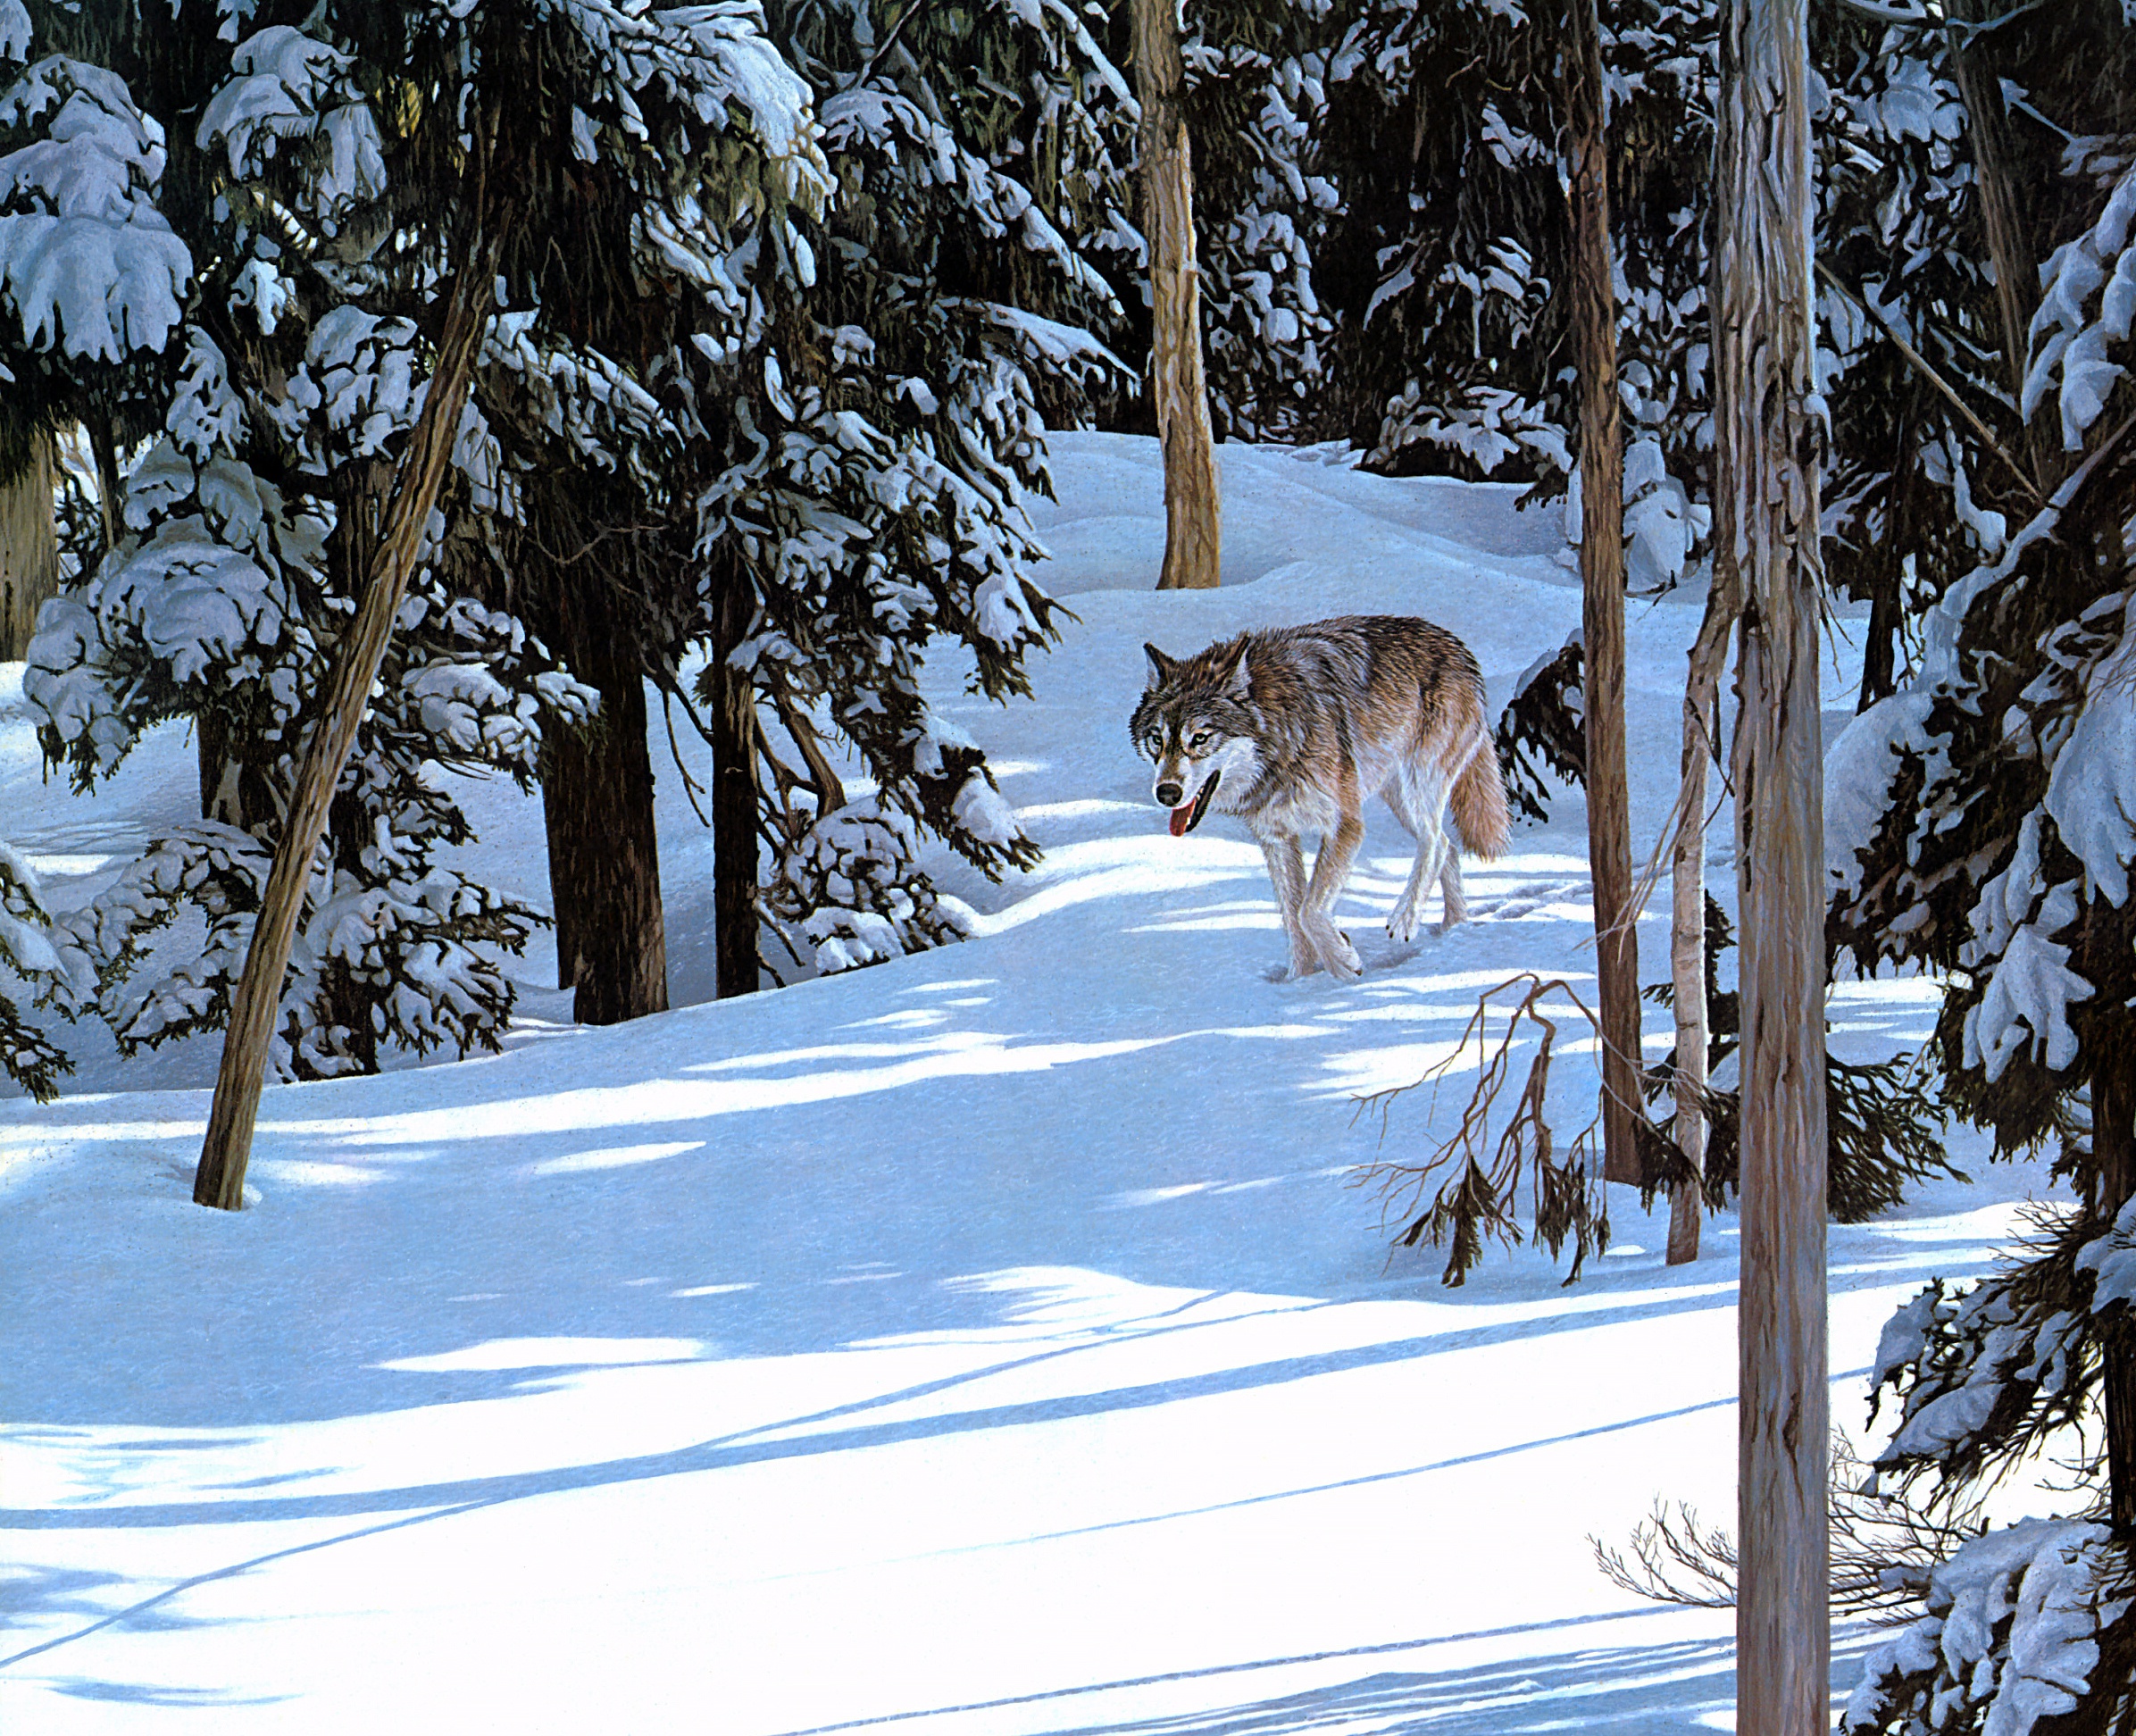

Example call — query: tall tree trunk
[710,569,761,999]
[2097,1056,2136,1540]
[1943,0,2056,488]
[1667,575,1740,1265]
[1131,0,1222,592]
[0,432,56,662]
[1564,0,1641,1187]
[194,244,502,1212]
[1718,0,1831,1721]
[540,613,670,1027]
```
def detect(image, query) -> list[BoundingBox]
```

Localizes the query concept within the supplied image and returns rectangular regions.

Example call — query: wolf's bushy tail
[1450,723,1513,860]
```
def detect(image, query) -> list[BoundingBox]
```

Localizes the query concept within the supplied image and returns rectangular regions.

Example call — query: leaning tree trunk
[1131,0,1222,592]
[194,244,502,1212]
[1718,0,1831,1723]
[541,616,670,1027]
[1564,0,1641,1187]
[0,431,55,662]
[1667,567,1740,1265]
[709,566,761,1000]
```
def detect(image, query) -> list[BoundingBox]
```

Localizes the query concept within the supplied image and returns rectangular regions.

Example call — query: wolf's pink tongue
[1169,803,1193,838]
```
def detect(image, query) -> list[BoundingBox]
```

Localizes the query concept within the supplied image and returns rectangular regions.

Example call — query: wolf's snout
[1155,780,1183,807]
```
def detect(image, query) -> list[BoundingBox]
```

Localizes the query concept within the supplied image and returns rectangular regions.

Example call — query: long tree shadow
[763,1623,1880,1736]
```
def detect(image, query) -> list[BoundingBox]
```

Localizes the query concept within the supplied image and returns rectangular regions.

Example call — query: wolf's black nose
[1156,781,1183,807]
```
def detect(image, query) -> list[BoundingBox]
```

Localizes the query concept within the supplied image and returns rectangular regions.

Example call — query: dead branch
[1356,972,1616,1286]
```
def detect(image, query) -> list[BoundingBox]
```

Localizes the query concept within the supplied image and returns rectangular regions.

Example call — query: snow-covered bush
[0,840,71,1099]
[766,799,976,977]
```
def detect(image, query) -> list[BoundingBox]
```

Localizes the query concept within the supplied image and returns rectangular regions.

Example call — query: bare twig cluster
[1357,972,1623,1287]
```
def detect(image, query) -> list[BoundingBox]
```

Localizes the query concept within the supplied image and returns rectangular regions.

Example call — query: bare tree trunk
[1718,0,1831,1721]
[193,248,501,1211]
[541,618,670,1026]
[1564,0,1641,1187]
[1131,0,1221,592]
[710,569,761,999]
[1667,574,1740,1265]
[2097,1057,2136,1540]
[0,432,56,661]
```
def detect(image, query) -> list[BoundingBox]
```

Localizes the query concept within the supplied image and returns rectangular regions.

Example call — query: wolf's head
[1129,636,1262,836]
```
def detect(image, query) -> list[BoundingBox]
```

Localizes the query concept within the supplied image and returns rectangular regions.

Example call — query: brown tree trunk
[1944,0,2056,488]
[1667,572,1740,1265]
[1564,0,1641,1187]
[1859,403,1915,712]
[0,432,56,661]
[2098,1058,2136,1540]
[1718,0,1831,1721]
[710,571,761,999]
[194,245,502,1211]
[540,615,670,1027]
[1131,0,1221,592]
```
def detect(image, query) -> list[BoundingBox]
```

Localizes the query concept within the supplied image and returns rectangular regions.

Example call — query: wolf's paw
[1318,930,1363,981]
[1385,901,1423,944]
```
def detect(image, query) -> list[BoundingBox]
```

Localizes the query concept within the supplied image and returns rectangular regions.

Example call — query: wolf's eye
[1189,730,1212,751]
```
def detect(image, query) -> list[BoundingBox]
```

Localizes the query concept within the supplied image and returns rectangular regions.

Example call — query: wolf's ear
[1221,642,1251,698]
[1143,643,1175,687]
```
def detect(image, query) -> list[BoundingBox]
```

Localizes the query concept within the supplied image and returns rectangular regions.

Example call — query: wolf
[1130,614,1513,981]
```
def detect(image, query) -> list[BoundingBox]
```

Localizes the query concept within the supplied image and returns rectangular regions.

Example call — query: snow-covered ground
[1,435,2040,1732]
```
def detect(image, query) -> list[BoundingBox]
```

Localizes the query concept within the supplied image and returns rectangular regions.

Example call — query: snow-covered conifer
[1829,6,2136,1719]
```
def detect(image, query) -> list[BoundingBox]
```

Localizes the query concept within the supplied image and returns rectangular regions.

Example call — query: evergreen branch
[850,0,944,92]
[1815,259,2044,507]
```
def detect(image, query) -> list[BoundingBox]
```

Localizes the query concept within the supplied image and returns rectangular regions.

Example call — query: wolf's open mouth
[1168,771,1221,838]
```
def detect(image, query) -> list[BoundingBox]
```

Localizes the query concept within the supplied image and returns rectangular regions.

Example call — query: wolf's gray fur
[1130,614,1513,980]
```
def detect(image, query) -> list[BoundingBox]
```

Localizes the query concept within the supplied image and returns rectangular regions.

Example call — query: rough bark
[194,247,501,1211]
[1564,0,1641,1187]
[1718,0,1831,1721]
[1131,0,1222,592]
[2098,1058,2136,1540]
[540,613,670,1027]
[1667,572,1740,1265]
[0,432,56,662]
[710,570,761,1000]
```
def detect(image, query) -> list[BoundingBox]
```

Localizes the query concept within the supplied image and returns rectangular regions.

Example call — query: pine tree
[1827,3,2136,1726]
[691,0,1136,993]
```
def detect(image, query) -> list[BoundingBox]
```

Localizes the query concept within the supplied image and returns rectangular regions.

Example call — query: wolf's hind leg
[1383,775,1449,943]
[1259,836,1317,978]
[1438,852,1469,930]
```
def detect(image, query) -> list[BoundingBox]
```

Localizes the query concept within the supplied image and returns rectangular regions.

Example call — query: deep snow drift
[2,435,2040,1732]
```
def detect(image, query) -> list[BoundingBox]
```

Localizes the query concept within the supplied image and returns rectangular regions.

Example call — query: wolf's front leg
[1259,836,1318,978]
[1303,814,1365,980]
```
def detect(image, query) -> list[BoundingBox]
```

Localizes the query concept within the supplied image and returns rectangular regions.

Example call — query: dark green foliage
[1640,896,1965,1223]
[1493,635,1584,825]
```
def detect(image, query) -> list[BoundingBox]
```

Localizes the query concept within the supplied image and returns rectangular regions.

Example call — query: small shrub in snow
[0,841,71,1100]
